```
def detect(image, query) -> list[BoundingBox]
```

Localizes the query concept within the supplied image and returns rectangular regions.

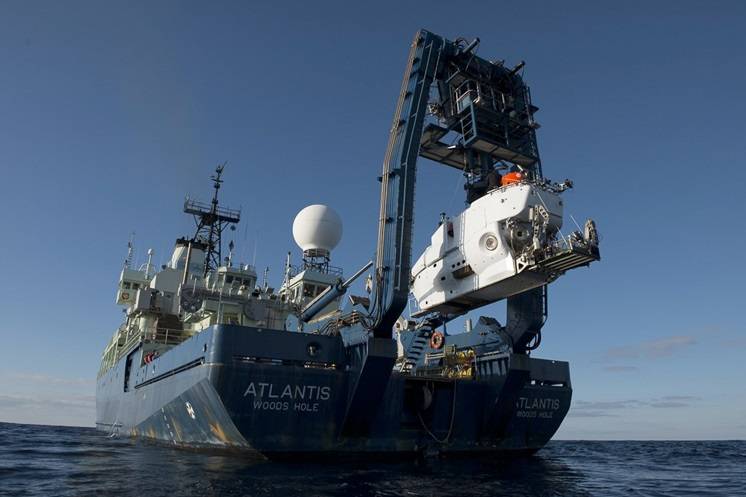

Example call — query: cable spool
[430,331,445,350]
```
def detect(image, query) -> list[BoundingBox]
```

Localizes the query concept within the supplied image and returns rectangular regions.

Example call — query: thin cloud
[603,365,638,372]
[721,337,746,348]
[574,400,644,410]
[571,395,700,417]
[569,399,642,419]
[660,395,699,402]
[647,396,699,408]
[604,335,696,361]
[0,394,94,410]
[567,411,616,418]
[650,401,689,408]
[0,394,95,427]
[6,373,94,387]
[0,395,29,409]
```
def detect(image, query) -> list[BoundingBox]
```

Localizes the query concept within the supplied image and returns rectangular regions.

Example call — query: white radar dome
[292,204,343,253]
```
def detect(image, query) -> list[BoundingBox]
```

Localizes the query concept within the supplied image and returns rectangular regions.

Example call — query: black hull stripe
[134,357,204,389]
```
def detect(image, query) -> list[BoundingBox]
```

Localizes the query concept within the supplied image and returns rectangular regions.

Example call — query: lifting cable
[417,381,458,444]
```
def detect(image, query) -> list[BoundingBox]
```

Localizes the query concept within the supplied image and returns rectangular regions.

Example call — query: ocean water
[0,422,744,497]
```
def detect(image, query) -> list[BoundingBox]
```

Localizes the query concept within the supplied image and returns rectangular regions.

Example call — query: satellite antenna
[292,204,342,273]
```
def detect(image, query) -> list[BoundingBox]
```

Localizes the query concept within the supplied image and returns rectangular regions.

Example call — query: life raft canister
[500,171,523,187]
[430,331,445,349]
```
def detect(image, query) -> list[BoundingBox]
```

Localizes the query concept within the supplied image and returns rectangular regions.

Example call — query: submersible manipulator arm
[342,29,548,434]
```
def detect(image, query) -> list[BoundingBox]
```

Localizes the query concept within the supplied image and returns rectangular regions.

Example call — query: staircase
[399,333,430,373]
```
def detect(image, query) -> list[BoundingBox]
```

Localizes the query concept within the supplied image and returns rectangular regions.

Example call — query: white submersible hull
[411,182,598,316]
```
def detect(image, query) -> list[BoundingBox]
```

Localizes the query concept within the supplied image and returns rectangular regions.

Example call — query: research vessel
[96,30,600,457]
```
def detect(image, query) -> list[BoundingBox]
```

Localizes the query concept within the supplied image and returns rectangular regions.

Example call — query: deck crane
[341,30,599,435]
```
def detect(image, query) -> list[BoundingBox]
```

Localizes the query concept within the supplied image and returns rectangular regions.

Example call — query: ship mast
[183,164,241,276]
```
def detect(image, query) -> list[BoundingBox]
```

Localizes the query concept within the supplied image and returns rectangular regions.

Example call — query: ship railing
[287,263,344,278]
[117,327,190,357]
[144,327,189,347]
[119,326,144,355]
[183,197,241,222]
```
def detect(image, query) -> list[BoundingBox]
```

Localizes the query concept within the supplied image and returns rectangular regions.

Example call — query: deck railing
[118,326,190,357]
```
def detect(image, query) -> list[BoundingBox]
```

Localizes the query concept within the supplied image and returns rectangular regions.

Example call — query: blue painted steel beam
[371,30,447,338]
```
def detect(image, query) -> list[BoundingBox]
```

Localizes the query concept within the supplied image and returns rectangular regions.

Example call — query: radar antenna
[183,163,241,275]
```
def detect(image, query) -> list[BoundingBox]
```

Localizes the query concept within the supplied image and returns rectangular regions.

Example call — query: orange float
[500,171,523,186]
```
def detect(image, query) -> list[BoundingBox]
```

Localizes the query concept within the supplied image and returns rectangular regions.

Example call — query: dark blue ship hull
[96,325,571,457]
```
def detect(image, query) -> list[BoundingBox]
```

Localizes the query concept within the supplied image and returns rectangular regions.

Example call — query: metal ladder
[399,333,430,373]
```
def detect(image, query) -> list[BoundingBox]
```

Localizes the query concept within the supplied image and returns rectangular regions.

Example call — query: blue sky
[0,1,744,438]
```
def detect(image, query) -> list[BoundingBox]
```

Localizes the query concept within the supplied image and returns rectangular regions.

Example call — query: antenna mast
[183,164,241,276]
[123,232,135,269]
